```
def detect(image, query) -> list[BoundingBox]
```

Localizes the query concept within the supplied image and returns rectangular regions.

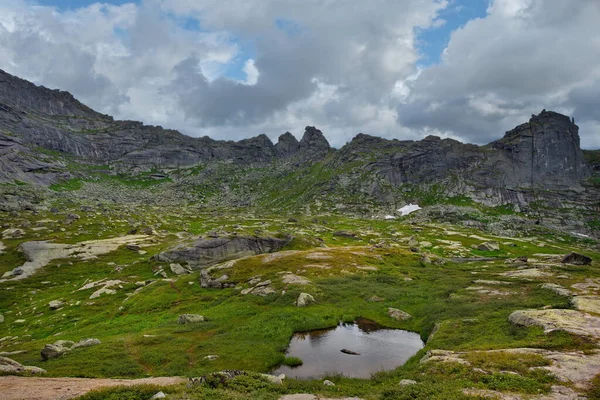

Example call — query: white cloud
[0,0,598,150]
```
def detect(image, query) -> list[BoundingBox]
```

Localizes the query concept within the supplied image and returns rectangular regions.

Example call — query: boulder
[41,344,68,360]
[156,236,292,267]
[323,379,335,386]
[388,307,412,321]
[260,373,285,385]
[252,285,277,297]
[2,228,24,239]
[477,242,500,251]
[48,300,64,310]
[296,293,315,307]
[150,392,166,399]
[178,314,205,324]
[0,314,4,323]
[200,270,234,289]
[170,263,190,275]
[126,244,141,251]
[0,356,46,375]
[561,252,592,266]
[72,338,101,349]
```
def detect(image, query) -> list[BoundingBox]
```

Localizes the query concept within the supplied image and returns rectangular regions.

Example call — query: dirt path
[0,376,186,400]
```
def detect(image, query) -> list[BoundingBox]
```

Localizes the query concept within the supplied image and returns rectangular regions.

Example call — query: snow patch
[398,204,421,216]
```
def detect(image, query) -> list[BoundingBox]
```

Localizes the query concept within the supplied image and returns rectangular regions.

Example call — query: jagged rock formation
[0,68,598,221]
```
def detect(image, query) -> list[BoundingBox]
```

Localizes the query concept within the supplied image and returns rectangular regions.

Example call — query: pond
[272,318,424,379]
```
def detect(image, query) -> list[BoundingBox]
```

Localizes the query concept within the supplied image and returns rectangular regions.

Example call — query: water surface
[272,318,424,379]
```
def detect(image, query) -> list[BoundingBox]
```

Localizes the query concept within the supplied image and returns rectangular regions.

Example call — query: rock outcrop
[156,236,292,267]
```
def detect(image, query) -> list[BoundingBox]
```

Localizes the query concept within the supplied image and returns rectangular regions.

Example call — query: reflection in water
[272,318,424,379]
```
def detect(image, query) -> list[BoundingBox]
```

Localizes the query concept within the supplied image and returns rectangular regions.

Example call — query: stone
[571,296,600,314]
[251,285,277,297]
[48,300,64,310]
[281,273,311,285]
[169,263,190,275]
[150,392,166,399]
[477,241,500,251]
[156,236,292,267]
[323,380,335,386]
[200,270,234,289]
[399,379,417,386]
[561,252,592,266]
[508,309,600,338]
[178,314,205,324]
[296,293,315,307]
[541,283,572,297]
[89,287,117,299]
[126,244,141,251]
[2,228,24,239]
[0,356,46,375]
[260,373,285,384]
[72,338,101,349]
[41,344,68,360]
[0,314,4,323]
[204,355,219,360]
[388,307,412,321]
[341,349,360,355]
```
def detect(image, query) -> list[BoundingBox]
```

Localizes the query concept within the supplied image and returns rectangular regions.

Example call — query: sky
[0,0,599,149]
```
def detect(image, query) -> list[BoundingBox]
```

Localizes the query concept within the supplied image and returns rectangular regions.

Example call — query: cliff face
[487,111,589,190]
[0,68,596,211]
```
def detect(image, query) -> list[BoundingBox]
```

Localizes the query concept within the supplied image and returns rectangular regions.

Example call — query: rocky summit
[0,69,600,400]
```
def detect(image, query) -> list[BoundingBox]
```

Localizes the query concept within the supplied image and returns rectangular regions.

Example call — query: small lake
[272,318,424,379]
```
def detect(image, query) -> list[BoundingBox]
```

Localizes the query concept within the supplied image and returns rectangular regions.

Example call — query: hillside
[0,69,599,400]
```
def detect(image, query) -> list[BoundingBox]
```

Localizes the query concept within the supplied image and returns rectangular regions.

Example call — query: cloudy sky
[0,0,599,148]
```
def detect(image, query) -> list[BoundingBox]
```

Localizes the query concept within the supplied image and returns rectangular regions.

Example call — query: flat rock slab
[502,268,553,279]
[571,296,600,314]
[0,376,185,400]
[509,309,600,338]
[1,235,149,281]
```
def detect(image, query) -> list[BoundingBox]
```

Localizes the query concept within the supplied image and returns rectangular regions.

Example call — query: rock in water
[561,252,592,265]
[178,314,205,324]
[340,349,360,355]
[156,236,292,267]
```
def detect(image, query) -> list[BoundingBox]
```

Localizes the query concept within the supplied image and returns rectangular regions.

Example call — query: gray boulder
[157,236,292,267]
[561,252,592,266]
[296,293,315,307]
[41,344,68,360]
[170,263,190,275]
[48,300,64,310]
[477,242,500,251]
[0,356,46,375]
[388,307,412,321]
[178,314,205,324]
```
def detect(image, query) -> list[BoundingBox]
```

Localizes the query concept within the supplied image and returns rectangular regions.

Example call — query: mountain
[0,68,599,235]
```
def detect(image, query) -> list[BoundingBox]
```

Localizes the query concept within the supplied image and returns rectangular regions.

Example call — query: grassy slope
[1,200,599,399]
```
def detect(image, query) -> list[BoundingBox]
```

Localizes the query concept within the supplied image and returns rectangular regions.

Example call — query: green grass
[0,205,597,400]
